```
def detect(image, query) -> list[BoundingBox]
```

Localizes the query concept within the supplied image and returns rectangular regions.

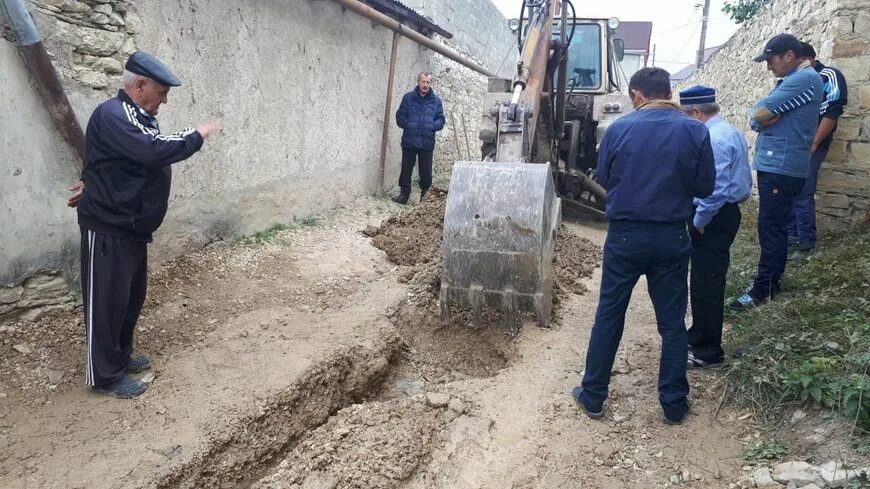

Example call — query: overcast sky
[488,0,741,74]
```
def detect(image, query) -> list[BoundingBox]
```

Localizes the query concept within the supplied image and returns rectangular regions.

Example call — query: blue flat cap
[125,51,182,87]
[679,85,716,105]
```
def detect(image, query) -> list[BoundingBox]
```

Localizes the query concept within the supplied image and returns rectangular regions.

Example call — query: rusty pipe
[376,31,400,197]
[1,0,85,169]
[326,0,497,78]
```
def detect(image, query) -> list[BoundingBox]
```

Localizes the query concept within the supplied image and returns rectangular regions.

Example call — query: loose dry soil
[0,193,772,489]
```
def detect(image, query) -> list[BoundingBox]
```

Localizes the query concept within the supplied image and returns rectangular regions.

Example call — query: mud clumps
[253,401,442,489]
[369,189,602,311]
[553,226,602,304]
[371,188,448,267]
[366,189,601,380]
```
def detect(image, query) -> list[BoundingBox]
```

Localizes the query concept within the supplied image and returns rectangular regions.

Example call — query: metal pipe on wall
[376,31,400,196]
[1,0,86,169]
[326,0,498,79]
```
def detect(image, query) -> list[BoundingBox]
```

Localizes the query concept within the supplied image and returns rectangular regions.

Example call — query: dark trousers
[787,141,830,246]
[750,171,806,299]
[688,203,742,363]
[579,220,691,420]
[80,227,148,387]
[398,148,433,194]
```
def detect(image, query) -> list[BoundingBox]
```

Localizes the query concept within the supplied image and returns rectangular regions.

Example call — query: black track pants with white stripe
[80,226,148,387]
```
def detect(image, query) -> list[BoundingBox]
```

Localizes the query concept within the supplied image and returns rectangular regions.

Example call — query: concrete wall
[0,41,81,319]
[1,0,436,318]
[1,0,515,319]
[677,0,870,228]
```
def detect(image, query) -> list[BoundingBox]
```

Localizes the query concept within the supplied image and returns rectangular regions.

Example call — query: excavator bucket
[440,161,561,327]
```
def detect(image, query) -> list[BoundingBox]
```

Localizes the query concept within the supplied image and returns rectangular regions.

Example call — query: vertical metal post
[377,30,400,196]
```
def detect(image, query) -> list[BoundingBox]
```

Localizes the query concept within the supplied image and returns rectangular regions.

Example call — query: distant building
[613,21,653,82]
[670,45,723,86]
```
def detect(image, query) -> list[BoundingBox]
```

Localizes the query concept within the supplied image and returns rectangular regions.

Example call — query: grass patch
[744,440,789,464]
[236,217,319,246]
[722,206,870,438]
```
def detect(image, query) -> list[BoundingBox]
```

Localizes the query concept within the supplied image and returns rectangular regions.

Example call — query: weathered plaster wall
[1,0,515,319]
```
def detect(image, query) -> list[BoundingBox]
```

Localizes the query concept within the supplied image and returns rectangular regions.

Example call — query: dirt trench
[242,189,604,489]
[1,194,754,489]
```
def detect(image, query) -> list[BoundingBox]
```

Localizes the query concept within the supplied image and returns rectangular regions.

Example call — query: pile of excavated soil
[366,190,601,381]
[253,400,443,489]
[370,188,448,267]
[369,189,602,310]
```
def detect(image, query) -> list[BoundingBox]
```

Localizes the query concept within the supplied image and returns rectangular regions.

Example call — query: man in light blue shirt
[680,86,752,369]
[732,33,822,310]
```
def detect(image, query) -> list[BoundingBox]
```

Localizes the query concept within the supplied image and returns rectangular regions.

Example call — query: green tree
[722,0,770,24]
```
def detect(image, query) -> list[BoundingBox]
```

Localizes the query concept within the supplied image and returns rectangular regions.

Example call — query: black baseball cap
[753,33,803,62]
[800,41,817,58]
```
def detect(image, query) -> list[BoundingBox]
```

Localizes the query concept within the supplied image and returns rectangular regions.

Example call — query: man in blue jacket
[75,52,222,398]
[392,72,445,204]
[787,42,848,257]
[731,34,823,310]
[572,68,715,425]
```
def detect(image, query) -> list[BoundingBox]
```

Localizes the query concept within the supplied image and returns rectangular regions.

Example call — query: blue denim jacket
[750,62,823,178]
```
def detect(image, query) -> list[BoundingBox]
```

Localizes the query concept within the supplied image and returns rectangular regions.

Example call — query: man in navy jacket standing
[572,68,715,425]
[393,72,445,204]
[74,51,222,398]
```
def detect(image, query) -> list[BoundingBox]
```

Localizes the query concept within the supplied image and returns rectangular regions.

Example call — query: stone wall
[403,0,517,79]
[429,47,488,172]
[677,0,870,228]
[1,0,514,319]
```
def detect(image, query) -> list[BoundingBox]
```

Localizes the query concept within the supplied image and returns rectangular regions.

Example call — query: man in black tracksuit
[392,72,445,204]
[74,51,221,398]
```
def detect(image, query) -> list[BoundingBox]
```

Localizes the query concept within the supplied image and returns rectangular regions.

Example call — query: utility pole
[695,0,711,68]
[650,44,656,67]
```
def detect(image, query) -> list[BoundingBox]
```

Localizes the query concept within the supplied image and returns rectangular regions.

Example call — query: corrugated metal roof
[363,0,452,38]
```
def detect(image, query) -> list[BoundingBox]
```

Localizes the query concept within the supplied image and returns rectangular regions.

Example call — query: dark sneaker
[126,355,152,373]
[420,189,429,202]
[392,193,410,204]
[663,400,692,425]
[794,241,815,251]
[94,375,148,399]
[788,245,815,261]
[728,293,764,311]
[571,386,604,419]
[687,351,724,370]
[663,411,688,425]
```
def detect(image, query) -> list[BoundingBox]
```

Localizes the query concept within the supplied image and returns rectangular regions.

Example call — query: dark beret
[125,51,182,87]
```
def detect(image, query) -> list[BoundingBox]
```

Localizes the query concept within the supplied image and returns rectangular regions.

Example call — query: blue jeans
[787,141,830,247]
[751,171,805,299]
[579,220,691,420]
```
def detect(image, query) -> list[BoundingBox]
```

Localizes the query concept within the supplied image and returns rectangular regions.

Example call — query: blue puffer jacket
[396,88,445,151]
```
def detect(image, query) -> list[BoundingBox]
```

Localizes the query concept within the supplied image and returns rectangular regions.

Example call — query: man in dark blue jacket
[392,72,445,204]
[75,52,221,398]
[572,67,715,425]
[787,42,848,257]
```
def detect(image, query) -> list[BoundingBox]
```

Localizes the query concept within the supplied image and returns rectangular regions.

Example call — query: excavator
[440,0,633,327]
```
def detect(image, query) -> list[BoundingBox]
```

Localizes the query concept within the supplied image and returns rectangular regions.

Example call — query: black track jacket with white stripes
[78,90,204,242]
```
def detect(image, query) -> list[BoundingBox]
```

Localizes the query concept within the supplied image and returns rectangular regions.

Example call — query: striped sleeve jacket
[77,90,204,242]
[749,62,823,179]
